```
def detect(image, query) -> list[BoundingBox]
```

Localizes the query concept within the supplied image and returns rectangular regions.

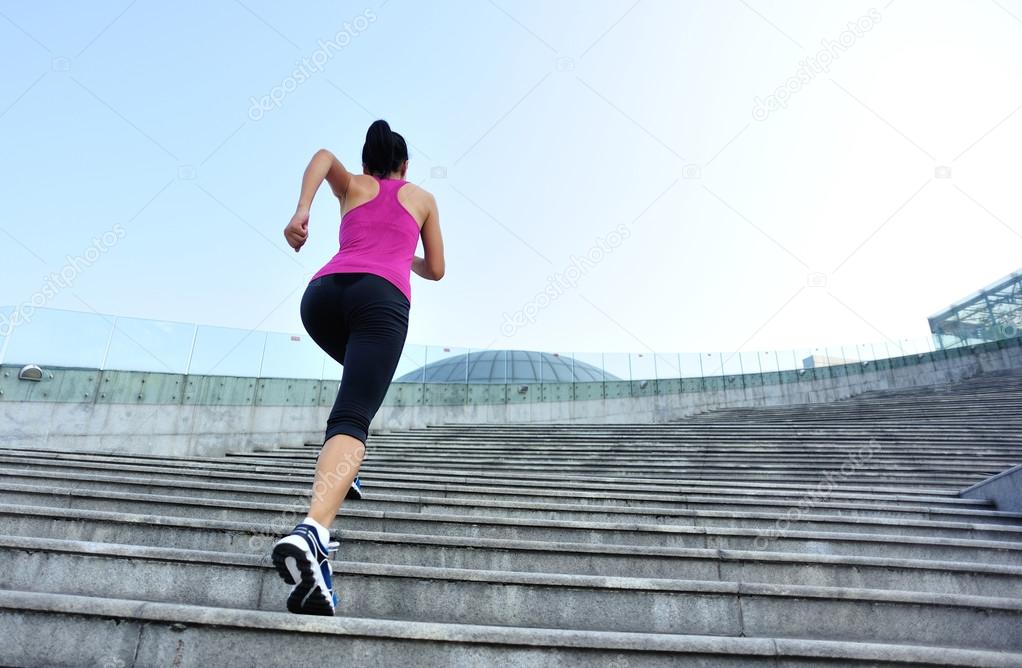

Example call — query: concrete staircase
[2,370,1022,666]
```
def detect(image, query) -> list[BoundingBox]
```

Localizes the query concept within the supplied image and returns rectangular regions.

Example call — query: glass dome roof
[396,350,619,384]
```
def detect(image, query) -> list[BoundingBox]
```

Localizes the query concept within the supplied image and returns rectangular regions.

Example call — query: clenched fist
[284,208,310,252]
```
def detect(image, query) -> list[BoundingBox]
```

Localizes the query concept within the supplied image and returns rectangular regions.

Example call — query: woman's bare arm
[284,149,351,252]
[412,192,445,280]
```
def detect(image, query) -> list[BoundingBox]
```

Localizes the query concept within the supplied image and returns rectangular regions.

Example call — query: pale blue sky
[2,0,1021,359]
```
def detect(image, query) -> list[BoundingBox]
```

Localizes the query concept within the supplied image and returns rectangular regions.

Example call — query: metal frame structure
[929,269,1022,348]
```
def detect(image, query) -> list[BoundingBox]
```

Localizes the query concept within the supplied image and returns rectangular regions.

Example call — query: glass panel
[0,305,12,364]
[629,352,656,381]
[806,345,832,368]
[394,343,428,384]
[916,335,938,355]
[676,352,703,380]
[826,345,847,376]
[603,352,631,383]
[758,350,780,384]
[570,351,606,383]
[259,330,326,379]
[322,350,343,381]
[543,351,574,383]
[103,316,194,373]
[716,351,743,376]
[895,341,919,361]
[854,342,877,366]
[739,351,760,376]
[786,347,809,381]
[783,347,802,373]
[464,347,499,384]
[698,352,719,378]
[509,350,536,384]
[4,304,993,400]
[1,307,112,368]
[759,350,779,374]
[188,325,265,377]
[652,353,682,385]
[424,344,468,383]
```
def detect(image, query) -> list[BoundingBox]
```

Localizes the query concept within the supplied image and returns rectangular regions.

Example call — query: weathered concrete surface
[962,464,1022,513]
[1,337,1020,456]
[1,370,1021,665]
[3,590,1022,668]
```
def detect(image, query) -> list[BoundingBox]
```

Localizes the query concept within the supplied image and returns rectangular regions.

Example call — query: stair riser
[0,609,718,668]
[0,459,996,494]
[0,462,1010,520]
[3,478,1013,543]
[3,514,1019,567]
[0,467,984,506]
[3,548,1021,649]
[3,489,1018,543]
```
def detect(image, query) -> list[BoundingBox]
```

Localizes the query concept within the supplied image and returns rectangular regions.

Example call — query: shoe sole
[271,542,335,616]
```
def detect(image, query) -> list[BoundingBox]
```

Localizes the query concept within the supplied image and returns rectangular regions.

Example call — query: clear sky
[1,0,1020,360]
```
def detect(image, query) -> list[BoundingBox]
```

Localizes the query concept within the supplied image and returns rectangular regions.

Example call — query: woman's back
[342,173,432,225]
[310,175,431,305]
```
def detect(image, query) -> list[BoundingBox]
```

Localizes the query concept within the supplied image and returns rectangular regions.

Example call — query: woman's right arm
[284,149,351,252]
[412,192,445,280]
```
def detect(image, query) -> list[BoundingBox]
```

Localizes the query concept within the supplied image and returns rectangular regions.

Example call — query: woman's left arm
[285,149,352,252]
[297,149,351,209]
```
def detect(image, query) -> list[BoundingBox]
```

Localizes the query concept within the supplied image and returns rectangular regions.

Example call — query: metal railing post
[184,324,199,375]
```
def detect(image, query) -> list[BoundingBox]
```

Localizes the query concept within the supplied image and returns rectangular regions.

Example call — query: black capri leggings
[300,272,410,446]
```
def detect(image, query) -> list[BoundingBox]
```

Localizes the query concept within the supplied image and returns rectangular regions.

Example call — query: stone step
[5,367,1021,664]
[358,436,1022,447]
[6,470,1018,538]
[3,494,1017,567]
[7,455,1001,512]
[2,537,1021,649]
[6,508,1021,596]
[292,456,1022,484]
[0,464,999,512]
[7,590,1021,668]
[6,473,1021,535]
[0,454,1006,496]
[0,463,970,499]
[29,448,1022,475]
[265,450,1022,468]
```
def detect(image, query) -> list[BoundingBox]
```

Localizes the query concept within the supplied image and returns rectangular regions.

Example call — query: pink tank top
[310,177,420,304]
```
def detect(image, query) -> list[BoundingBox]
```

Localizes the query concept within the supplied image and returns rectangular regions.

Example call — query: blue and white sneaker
[271,523,338,615]
[346,476,363,500]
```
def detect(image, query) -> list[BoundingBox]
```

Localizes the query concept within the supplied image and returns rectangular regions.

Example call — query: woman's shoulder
[346,173,378,194]
[397,180,435,204]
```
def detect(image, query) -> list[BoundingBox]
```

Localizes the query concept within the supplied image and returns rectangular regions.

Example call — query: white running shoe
[270,523,338,615]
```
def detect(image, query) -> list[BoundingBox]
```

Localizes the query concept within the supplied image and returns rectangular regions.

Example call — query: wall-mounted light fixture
[18,364,43,381]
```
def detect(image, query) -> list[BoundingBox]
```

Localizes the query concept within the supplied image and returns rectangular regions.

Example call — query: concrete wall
[961,464,1022,512]
[1,337,1019,457]
[377,337,1022,429]
[0,370,337,458]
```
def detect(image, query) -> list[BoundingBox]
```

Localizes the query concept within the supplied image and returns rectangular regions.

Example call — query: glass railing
[1,306,1018,397]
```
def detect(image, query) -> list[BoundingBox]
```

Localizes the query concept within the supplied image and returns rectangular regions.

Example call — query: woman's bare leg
[307,433,365,527]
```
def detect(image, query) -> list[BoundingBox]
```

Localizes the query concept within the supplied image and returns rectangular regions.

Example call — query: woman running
[271,119,445,615]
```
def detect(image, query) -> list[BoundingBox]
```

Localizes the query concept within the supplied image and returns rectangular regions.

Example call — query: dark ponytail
[362,119,409,178]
